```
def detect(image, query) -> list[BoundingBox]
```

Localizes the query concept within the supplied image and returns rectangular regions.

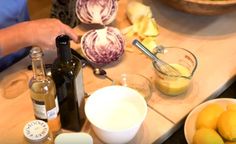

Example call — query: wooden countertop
[0,0,236,143]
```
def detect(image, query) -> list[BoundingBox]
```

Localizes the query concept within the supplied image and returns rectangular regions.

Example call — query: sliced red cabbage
[81,27,124,65]
[76,0,118,25]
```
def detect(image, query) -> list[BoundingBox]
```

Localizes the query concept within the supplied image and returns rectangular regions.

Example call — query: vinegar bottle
[51,35,85,131]
[29,47,61,136]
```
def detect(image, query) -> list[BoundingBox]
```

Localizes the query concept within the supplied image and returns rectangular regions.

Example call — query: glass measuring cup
[152,46,198,96]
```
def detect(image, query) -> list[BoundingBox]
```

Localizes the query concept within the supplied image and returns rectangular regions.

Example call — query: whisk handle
[132,39,159,62]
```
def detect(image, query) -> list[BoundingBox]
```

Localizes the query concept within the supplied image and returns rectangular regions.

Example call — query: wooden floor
[27,0,51,20]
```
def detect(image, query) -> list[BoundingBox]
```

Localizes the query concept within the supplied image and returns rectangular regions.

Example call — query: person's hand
[0,18,79,56]
[26,18,78,49]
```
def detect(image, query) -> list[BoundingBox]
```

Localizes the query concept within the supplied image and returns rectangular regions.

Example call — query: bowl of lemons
[184,98,236,144]
[159,0,236,15]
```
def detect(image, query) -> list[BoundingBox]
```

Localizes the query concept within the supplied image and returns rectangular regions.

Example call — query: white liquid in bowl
[93,101,142,130]
[85,86,147,144]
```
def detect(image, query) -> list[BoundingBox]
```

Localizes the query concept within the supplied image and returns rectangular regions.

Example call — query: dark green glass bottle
[51,35,85,131]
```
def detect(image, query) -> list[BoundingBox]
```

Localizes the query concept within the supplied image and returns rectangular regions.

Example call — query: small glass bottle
[23,120,53,144]
[29,47,61,135]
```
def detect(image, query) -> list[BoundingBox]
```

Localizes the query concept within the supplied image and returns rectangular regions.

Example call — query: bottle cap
[23,120,49,143]
[56,35,72,60]
[29,47,43,59]
[56,35,70,47]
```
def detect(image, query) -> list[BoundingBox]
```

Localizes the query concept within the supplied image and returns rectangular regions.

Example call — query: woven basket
[159,0,236,15]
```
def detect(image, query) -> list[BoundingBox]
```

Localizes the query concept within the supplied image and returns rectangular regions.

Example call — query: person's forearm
[0,21,33,56]
[0,19,78,57]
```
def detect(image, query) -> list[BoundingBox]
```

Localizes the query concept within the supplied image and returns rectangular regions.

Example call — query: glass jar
[23,120,53,144]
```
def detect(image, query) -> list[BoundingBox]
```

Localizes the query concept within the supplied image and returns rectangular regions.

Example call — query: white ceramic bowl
[184,98,236,144]
[85,86,147,144]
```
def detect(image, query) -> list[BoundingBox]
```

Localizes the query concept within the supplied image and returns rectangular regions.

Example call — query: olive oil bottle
[51,35,85,131]
[29,47,61,135]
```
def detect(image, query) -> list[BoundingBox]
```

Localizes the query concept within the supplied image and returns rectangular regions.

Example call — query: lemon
[217,110,236,141]
[196,103,224,130]
[193,128,224,144]
[227,103,236,111]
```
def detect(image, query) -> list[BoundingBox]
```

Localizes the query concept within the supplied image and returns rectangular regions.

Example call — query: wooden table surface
[1,0,236,143]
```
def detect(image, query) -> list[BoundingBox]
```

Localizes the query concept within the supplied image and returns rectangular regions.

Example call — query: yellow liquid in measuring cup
[156,64,191,96]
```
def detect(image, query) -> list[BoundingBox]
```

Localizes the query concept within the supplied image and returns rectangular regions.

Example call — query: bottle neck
[30,47,46,81]
[32,58,46,80]
[56,35,72,61]
[57,46,72,62]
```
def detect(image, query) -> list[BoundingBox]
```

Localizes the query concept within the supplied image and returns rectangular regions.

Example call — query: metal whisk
[132,39,180,76]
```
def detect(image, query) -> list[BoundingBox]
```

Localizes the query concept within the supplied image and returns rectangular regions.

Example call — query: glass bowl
[114,73,152,101]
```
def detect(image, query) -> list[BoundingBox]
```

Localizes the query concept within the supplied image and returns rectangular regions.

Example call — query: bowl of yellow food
[159,0,236,15]
[152,46,197,96]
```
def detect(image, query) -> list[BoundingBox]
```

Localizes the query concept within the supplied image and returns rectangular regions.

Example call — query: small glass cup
[114,73,152,101]
[153,47,197,96]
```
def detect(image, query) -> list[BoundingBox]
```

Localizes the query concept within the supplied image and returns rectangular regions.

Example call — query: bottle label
[47,97,59,120]
[55,96,59,114]
[74,69,85,119]
[75,70,84,107]
[32,100,47,120]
